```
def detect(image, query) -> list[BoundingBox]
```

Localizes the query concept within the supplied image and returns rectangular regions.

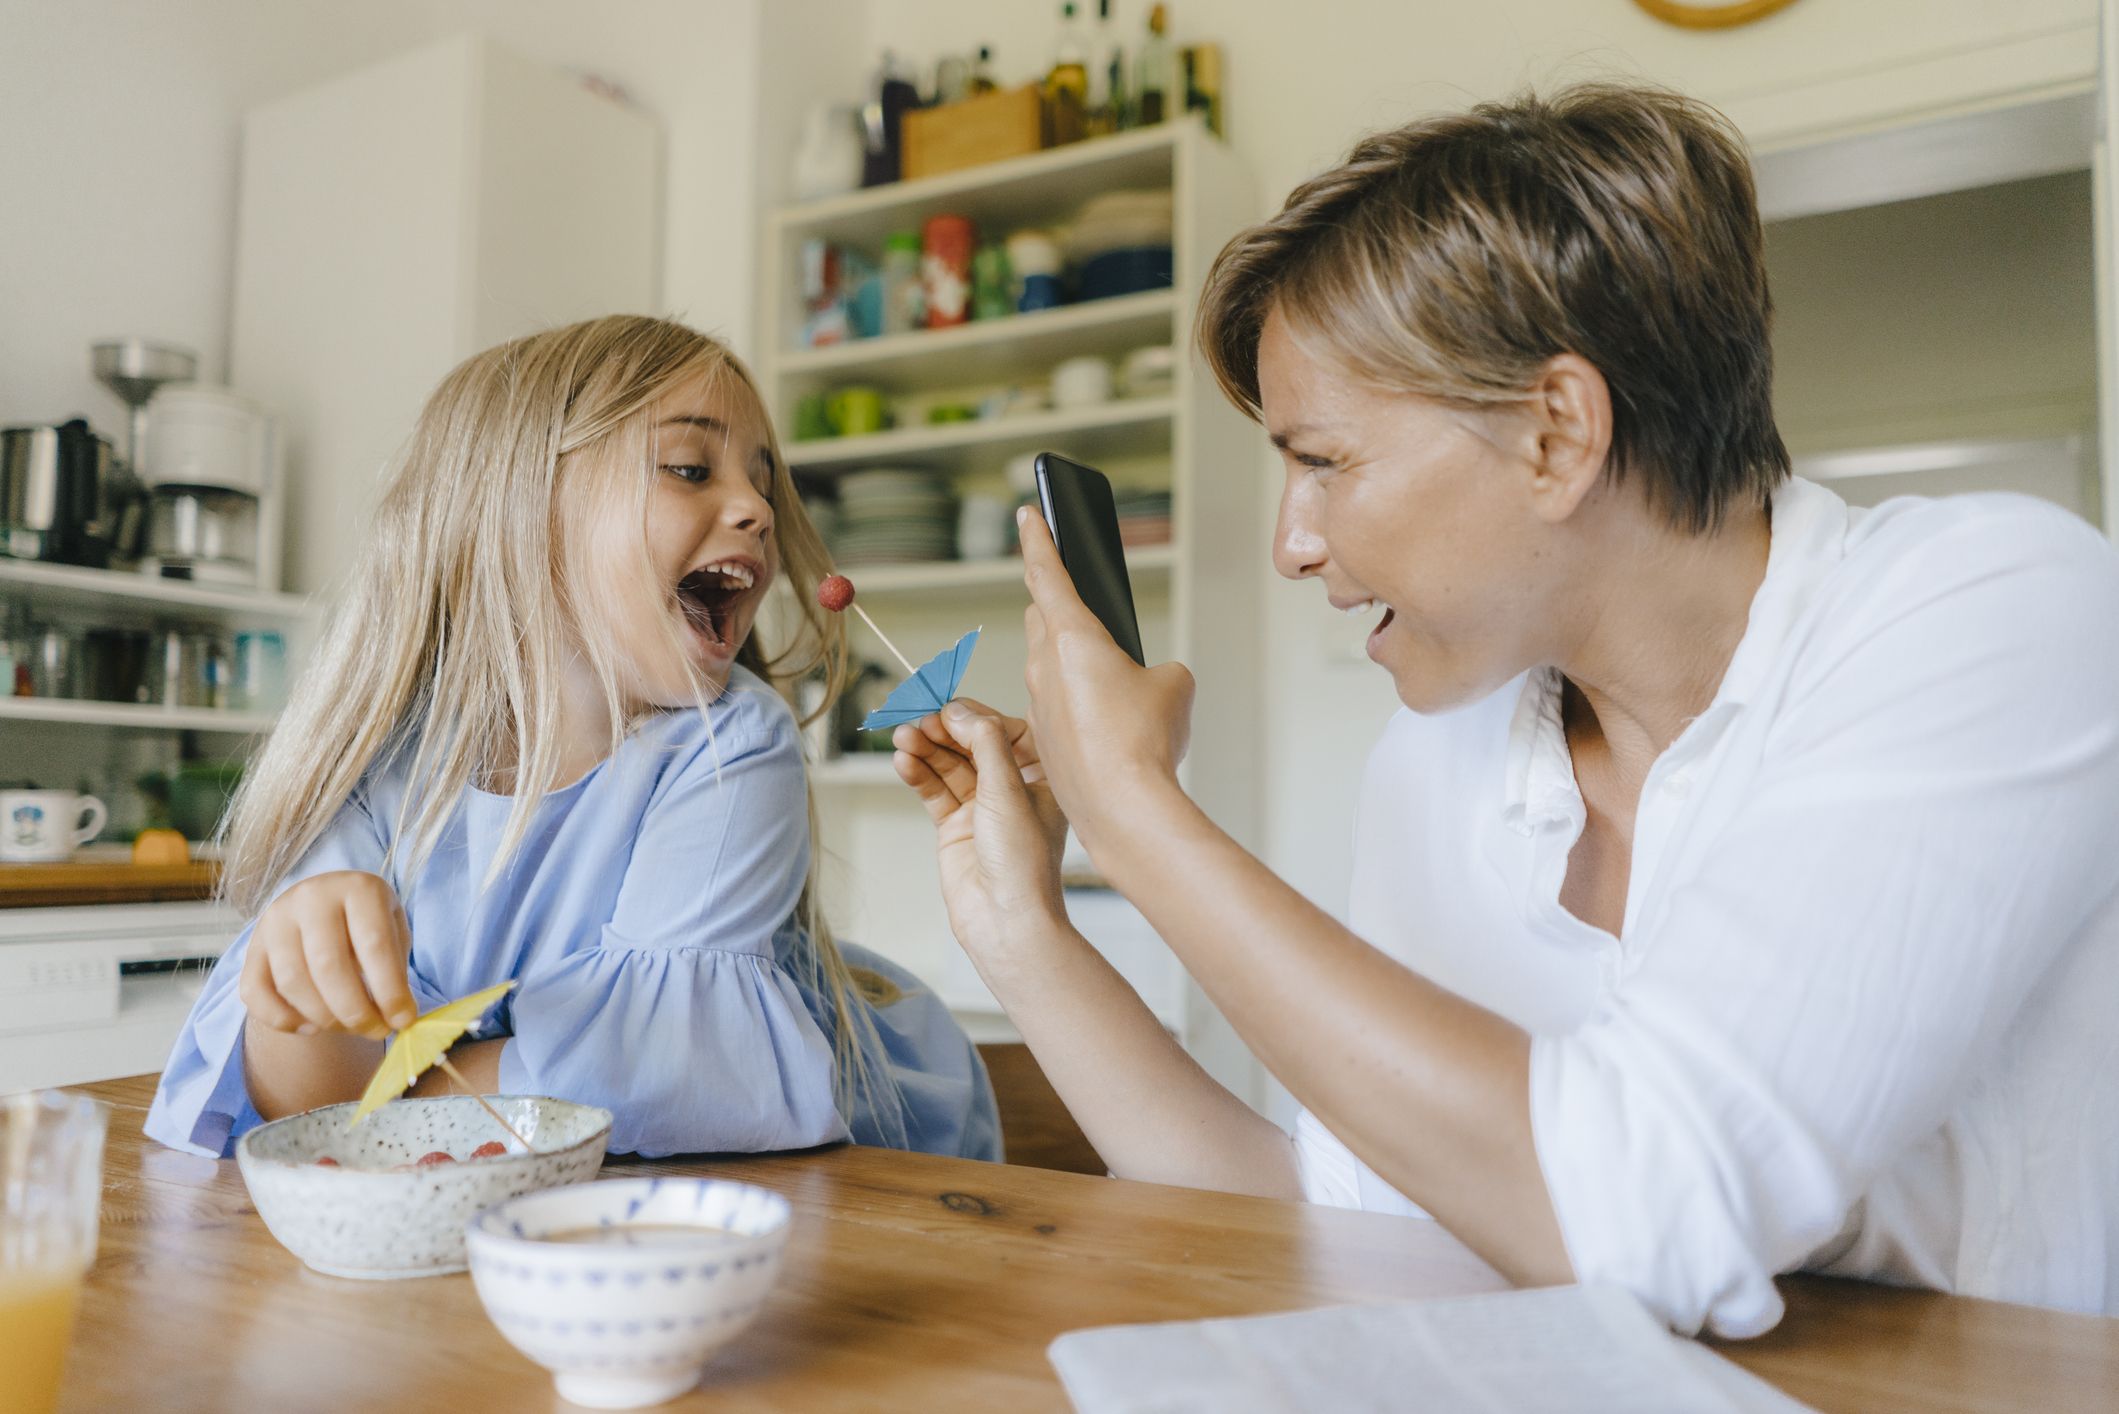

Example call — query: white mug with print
[0,791,108,863]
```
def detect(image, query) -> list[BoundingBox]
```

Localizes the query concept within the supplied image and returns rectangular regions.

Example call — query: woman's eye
[662,463,711,485]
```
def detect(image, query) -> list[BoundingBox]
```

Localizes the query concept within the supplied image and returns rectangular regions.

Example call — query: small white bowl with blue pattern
[465,1177,792,1409]
[236,1095,612,1279]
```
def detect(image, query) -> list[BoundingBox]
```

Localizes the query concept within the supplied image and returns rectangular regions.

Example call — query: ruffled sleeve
[496,696,848,1157]
[143,789,435,1157]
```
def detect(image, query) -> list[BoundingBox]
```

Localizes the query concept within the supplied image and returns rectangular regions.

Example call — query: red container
[922,213,976,329]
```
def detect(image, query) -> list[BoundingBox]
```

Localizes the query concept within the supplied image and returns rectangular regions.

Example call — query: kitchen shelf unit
[759,118,1263,1103]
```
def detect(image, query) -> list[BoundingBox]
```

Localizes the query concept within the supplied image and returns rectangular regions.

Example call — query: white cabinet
[230,34,661,596]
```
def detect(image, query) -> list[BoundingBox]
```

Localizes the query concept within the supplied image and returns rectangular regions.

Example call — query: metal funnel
[92,340,199,471]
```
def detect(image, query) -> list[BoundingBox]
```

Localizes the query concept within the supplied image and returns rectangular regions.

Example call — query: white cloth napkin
[1048,1285,1818,1414]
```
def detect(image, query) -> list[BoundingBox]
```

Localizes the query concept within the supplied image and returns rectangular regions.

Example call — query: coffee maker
[136,385,285,591]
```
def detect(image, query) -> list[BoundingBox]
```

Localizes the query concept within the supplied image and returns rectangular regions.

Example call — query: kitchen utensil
[231,630,286,711]
[0,1091,107,1414]
[957,494,1013,560]
[826,387,887,437]
[168,761,242,841]
[1052,355,1116,408]
[90,339,196,473]
[81,628,152,704]
[1118,344,1178,399]
[468,1178,792,1410]
[24,629,78,699]
[0,791,108,862]
[137,384,283,590]
[790,103,865,203]
[154,630,216,708]
[235,1096,612,1280]
[0,421,137,568]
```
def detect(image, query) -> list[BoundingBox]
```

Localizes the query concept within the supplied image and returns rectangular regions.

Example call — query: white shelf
[841,545,1174,598]
[775,290,1178,391]
[787,397,1175,478]
[0,559,313,626]
[773,121,1193,247]
[810,755,902,787]
[0,697,275,734]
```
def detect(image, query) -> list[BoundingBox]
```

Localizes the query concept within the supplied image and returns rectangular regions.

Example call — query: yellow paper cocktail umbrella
[349,980,531,1149]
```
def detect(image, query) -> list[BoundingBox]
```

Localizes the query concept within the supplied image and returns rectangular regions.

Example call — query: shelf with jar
[758,97,1260,1105]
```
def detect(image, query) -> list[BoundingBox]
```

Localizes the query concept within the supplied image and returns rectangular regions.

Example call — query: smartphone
[1032,452,1146,666]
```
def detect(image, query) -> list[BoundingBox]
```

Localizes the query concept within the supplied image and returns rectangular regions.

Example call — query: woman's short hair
[1197,82,1790,533]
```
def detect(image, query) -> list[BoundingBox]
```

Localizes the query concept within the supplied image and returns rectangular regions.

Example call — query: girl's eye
[662,463,711,485]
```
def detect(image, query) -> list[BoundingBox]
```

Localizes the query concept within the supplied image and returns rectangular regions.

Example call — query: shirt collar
[1498,476,1852,831]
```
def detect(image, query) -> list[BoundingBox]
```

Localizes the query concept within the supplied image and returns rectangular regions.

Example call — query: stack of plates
[833,468,957,565]
[1115,488,1173,548]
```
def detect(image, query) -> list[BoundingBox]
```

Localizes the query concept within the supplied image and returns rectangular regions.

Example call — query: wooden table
[57,1075,2119,1412]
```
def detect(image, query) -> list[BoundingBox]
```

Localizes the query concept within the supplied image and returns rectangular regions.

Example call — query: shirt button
[1665,770,1695,797]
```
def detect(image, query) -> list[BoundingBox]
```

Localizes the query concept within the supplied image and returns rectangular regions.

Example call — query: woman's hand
[239,870,417,1040]
[894,700,1069,953]
[1018,507,1196,846]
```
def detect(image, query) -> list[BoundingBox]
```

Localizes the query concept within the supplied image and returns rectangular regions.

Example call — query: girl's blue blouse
[144,668,999,1163]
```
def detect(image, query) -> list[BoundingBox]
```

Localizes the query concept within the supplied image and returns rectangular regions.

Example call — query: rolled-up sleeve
[1530,507,2119,1337]
[497,703,847,1157]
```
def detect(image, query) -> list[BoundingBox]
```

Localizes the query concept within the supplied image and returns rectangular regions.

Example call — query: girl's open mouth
[676,559,761,657]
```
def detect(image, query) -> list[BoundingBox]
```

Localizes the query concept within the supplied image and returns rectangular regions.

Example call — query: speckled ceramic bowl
[235,1095,612,1280]
[466,1178,792,1409]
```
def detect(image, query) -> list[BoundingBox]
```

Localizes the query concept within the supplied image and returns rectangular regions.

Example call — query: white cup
[1051,355,1115,409]
[0,791,108,863]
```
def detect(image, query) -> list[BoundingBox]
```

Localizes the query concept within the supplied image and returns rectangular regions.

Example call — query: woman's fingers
[895,744,972,825]
[343,886,417,1031]
[1017,509,1102,638]
[239,915,306,1032]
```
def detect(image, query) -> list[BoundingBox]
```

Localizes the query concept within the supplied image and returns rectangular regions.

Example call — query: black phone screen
[1032,452,1146,666]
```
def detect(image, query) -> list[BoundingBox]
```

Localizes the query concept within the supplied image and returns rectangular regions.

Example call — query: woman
[892,83,2119,1339]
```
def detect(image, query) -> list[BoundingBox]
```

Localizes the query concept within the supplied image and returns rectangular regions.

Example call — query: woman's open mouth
[675,558,762,659]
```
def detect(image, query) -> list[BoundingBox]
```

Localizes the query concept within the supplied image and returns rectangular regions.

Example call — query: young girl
[145,315,999,1162]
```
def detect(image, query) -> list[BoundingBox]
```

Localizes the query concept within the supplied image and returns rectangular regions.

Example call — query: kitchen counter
[0,858,218,909]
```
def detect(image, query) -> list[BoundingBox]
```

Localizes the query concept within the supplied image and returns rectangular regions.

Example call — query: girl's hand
[1018,507,1196,845]
[239,870,418,1040]
[893,701,1069,952]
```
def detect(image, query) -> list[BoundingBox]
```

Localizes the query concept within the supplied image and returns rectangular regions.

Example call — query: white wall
[858,0,2102,921]
[0,0,763,442]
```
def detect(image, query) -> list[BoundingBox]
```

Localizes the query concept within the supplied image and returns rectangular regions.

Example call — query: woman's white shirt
[1291,476,2119,1339]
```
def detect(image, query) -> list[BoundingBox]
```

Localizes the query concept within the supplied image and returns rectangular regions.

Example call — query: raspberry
[314,1156,340,1167]
[468,1140,509,1159]
[817,574,855,613]
[412,1150,457,1166]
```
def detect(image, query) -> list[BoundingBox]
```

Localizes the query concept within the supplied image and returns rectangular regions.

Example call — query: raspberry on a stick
[816,573,919,677]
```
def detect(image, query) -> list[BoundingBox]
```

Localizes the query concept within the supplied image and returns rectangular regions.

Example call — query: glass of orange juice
[1,1091,108,1414]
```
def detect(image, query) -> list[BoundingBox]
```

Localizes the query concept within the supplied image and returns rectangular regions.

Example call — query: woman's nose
[1272,478,1327,581]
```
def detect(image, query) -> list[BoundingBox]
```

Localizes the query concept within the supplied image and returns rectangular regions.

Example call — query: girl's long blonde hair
[222,315,900,1134]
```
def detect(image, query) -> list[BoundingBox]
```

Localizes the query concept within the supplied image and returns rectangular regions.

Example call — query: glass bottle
[1045,2,1089,109]
[1136,4,1172,125]
[1089,0,1126,134]
[969,45,998,96]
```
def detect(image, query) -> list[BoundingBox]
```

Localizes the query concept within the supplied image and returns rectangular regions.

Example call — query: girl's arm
[895,713,1298,1195]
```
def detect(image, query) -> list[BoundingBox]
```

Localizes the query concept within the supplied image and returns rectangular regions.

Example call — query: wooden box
[902,84,1081,181]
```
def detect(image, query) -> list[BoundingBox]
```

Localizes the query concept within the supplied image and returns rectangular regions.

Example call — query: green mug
[827,386,887,437]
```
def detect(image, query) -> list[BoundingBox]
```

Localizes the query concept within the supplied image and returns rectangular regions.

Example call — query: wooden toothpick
[434,1053,536,1153]
[852,602,921,678]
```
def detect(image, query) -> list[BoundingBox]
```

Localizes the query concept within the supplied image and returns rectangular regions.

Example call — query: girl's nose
[1271,476,1327,581]
[723,482,773,537]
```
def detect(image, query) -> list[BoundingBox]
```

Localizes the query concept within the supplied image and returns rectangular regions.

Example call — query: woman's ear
[1524,353,1614,525]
